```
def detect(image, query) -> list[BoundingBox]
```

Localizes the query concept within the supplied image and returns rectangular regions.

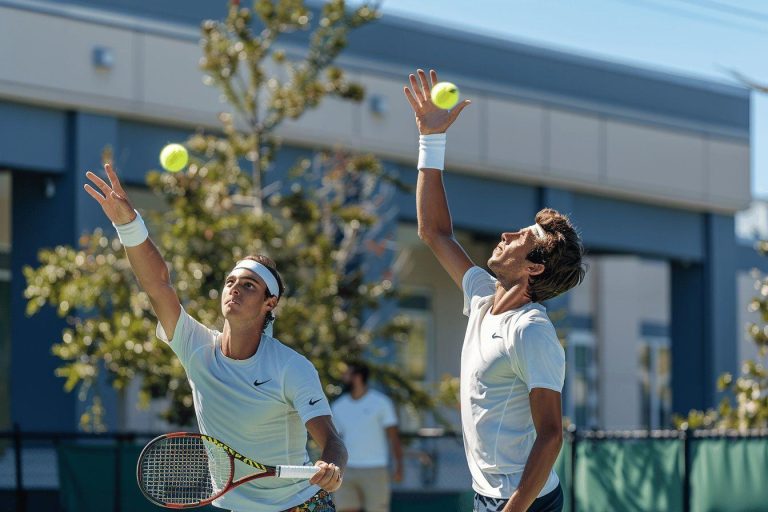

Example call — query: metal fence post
[13,423,25,512]
[569,427,577,512]
[114,436,122,512]
[682,428,691,512]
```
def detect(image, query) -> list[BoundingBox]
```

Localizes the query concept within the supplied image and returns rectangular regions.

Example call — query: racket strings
[141,436,231,505]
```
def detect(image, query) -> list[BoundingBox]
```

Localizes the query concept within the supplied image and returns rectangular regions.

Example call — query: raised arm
[84,163,181,336]
[403,69,474,288]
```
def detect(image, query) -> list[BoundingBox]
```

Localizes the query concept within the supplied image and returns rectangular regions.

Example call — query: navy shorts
[474,484,563,512]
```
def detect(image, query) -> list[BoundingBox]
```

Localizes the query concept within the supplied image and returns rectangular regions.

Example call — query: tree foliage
[24,0,442,429]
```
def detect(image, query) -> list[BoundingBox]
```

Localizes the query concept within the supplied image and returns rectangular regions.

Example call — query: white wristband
[113,210,149,247]
[418,133,446,171]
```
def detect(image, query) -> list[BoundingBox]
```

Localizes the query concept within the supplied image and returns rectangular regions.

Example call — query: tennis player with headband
[404,69,586,512]
[85,164,346,512]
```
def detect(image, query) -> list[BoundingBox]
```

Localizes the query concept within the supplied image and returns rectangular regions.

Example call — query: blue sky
[372,0,768,199]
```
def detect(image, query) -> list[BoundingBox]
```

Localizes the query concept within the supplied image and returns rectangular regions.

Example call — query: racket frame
[136,431,314,509]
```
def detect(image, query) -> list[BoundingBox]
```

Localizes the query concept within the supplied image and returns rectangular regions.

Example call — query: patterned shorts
[283,490,335,512]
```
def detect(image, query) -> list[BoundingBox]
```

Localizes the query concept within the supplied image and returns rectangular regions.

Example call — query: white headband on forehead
[231,260,280,297]
[531,223,547,240]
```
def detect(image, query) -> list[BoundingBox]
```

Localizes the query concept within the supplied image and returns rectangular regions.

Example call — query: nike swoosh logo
[491,333,503,340]
[309,398,323,406]
[253,379,272,387]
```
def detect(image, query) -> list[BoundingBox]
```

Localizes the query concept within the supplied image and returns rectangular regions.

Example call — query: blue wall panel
[572,193,705,262]
[11,171,77,430]
[394,166,540,237]
[116,121,192,186]
[0,101,68,173]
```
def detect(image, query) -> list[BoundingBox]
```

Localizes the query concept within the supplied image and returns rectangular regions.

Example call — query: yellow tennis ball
[431,82,460,110]
[159,144,188,172]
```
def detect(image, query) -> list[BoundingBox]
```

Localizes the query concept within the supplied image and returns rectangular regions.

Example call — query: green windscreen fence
[574,438,683,512]
[56,436,768,512]
[690,438,768,512]
[56,442,218,512]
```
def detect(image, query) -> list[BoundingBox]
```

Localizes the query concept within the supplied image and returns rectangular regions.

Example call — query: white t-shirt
[460,266,565,499]
[331,390,397,468]
[156,307,332,512]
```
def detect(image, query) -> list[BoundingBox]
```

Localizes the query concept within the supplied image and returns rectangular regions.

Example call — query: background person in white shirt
[332,361,403,512]
[403,69,586,512]
[85,163,347,512]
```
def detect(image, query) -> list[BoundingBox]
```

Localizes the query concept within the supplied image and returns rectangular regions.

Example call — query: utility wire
[672,0,768,24]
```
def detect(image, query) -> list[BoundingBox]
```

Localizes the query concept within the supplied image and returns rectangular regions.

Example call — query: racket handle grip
[276,465,320,479]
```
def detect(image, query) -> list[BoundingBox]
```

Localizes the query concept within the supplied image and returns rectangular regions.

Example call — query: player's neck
[351,385,368,400]
[490,281,532,314]
[220,321,263,360]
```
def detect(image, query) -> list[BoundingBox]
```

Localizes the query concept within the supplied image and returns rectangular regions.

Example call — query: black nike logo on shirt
[309,398,323,405]
[253,379,272,387]
[492,333,503,340]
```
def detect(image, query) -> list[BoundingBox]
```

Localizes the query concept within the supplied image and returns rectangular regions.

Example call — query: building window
[638,336,672,429]
[565,330,599,428]
[397,287,433,431]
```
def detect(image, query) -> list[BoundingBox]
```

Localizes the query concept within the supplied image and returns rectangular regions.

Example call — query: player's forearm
[416,169,454,242]
[390,435,403,469]
[124,238,172,292]
[503,432,563,512]
[319,434,348,473]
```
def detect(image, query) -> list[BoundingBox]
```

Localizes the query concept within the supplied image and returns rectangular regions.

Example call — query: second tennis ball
[431,82,460,110]
[159,144,188,172]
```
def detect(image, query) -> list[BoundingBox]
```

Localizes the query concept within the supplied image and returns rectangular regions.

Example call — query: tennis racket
[136,432,319,509]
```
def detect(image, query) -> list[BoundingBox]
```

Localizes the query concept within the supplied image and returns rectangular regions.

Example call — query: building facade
[0,0,757,440]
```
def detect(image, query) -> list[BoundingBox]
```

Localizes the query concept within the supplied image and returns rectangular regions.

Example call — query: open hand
[309,460,343,492]
[403,69,471,135]
[84,163,137,225]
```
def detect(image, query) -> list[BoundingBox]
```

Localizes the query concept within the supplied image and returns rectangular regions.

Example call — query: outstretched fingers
[404,86,421,111]
[408,73,426,104]
[83,183,106,204]
[85,170,113,198]
[103,163,128,198]
[417,69,432,99]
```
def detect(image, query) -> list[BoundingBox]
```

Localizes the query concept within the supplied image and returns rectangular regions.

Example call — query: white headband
[231,260,280,297]
[531,223,547,240]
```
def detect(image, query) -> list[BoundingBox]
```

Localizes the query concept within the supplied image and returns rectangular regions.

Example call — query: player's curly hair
[525,209,587,302]
[241,255,285,333]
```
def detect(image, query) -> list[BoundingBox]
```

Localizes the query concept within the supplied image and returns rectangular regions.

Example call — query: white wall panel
[606,121,706,198]
[0,7,135,100]
[486,98,545,174]
[548,109,602,180]
[356,74,419,155]
[140,34,220,118]
[597,257,641,430]
[444,89,484,167]
[707,139,750,205]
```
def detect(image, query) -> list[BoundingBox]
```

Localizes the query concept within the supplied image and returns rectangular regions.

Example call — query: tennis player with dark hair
[85,164,346,512]
[404,69,586,512]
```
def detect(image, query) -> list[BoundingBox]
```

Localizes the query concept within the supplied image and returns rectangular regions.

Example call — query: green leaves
[24,1,452,430]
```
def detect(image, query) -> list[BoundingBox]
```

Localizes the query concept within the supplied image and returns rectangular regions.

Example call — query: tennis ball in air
[431,82,460,110]
[159,144,188,172]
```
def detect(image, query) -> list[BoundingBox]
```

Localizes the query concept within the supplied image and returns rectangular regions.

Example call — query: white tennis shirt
[461,267,564,499]
[157,307,332,512]
[331,389,397,468]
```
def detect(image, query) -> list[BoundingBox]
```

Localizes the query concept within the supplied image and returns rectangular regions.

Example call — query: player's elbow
[537,427,563,453]
[417,225,450,247]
